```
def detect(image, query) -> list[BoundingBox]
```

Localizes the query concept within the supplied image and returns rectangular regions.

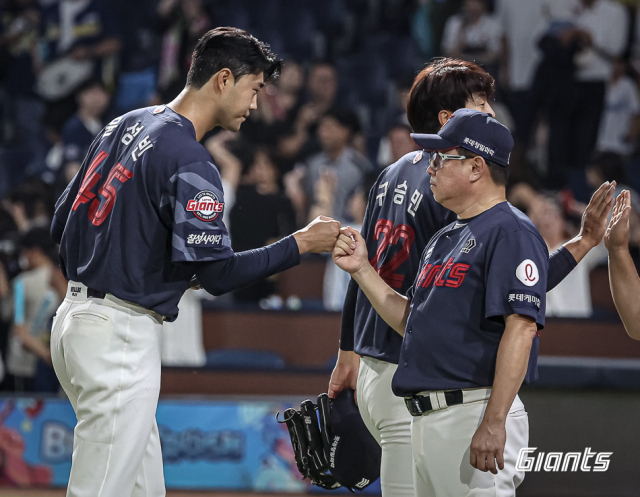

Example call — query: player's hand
[578,181,616,249]
[605,190,631,252]
[332,227,368,275]
[328,350,360,404]
[470,419,506,475]
[293,216,341,254]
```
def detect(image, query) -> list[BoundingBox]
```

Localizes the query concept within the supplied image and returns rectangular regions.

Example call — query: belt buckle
[405,397,424,417]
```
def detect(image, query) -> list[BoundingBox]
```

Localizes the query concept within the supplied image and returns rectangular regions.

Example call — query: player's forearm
[561,235,592,266]
[608,248,640,340]
[339,278,358,351]
[352,265,410,335]
[547,246,577,291]
[195,236,300,296]
[483,315,537,425]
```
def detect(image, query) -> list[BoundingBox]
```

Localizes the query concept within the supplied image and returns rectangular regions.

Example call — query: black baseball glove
[277,393,343,491]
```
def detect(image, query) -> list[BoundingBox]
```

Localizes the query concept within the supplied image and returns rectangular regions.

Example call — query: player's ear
[468,156,484,183]
[438,110,452,128]
[214,69,233,93]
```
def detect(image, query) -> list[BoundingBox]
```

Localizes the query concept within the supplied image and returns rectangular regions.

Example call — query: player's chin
[225,118,245,133]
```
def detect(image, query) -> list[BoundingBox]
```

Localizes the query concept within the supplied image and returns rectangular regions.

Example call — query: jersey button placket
[403,361,408,367]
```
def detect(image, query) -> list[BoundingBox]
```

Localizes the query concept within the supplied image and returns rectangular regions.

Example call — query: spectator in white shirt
[441,0,502,75]
[597,59,640,157]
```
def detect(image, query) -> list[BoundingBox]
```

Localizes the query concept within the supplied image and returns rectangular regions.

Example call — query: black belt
[87,288,106,299]
[404,390,464,417]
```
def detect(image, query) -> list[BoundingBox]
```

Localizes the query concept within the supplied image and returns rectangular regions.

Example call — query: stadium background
[0,0,640,495]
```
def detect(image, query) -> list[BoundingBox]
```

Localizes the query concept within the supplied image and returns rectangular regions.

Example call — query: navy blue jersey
[52,106,233,321]
[391,202,548,396]
[343,151,455,363]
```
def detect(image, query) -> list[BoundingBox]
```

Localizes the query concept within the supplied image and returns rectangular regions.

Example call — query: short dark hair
[186,27,282,89]
[458,148,509,186]
[407,58,495,134]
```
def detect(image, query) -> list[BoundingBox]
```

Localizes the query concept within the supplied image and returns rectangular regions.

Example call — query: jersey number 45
[71,151,133,226]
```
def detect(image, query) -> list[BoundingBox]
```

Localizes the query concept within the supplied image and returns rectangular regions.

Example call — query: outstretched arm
[605,191,640,340]
[196,216,340,296]
[547,182,616,290]
[333,227,410,335]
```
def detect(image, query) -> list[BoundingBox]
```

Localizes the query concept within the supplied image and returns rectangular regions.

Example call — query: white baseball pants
[51,282,165,497]
[357,356,415,497]
[411,391,528,497]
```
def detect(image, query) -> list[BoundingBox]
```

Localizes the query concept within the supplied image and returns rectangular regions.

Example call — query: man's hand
[293,216,341,254]
[605,190,631,252]
[564,181,616,263]
[333,227,369,275]
[579,181,616,248]
[470,419,506,474]
[328,350,360,402]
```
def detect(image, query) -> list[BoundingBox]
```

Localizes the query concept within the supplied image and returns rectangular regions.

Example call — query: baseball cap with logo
[329,389,381,491]
[410,108,514,167]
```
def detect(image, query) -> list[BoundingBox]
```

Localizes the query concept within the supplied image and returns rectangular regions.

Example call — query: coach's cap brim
[410,133,459,152]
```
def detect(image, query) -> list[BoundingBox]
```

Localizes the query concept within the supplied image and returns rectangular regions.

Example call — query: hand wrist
[292,232,308,254]
[352,262,374,282]
[482,412,506,426]
[608,245,630,256]
[577,233,598,250]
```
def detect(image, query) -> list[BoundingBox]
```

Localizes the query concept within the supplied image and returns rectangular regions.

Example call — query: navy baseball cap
[329,389,381,491]
[411,108,514,167]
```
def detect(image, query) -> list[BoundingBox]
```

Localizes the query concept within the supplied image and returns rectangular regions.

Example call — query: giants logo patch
[186,190,224,222]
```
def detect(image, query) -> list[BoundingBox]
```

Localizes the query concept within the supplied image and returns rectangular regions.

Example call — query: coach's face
[218,71,265,132]
[427,148,473,208]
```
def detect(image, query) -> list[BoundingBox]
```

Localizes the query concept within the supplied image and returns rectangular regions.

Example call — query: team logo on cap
[186,190,224,221]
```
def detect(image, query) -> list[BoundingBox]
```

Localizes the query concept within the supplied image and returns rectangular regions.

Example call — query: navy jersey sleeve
[485,230,548,329]
[547,246,577,291]
[170,161,234,263]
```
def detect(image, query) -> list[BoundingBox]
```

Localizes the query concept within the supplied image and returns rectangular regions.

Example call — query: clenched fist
[293,216,341,254]
[332,227,369,275]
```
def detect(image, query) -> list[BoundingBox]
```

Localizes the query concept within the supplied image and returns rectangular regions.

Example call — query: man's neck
[168,87,218,142]
[452,187,506,219]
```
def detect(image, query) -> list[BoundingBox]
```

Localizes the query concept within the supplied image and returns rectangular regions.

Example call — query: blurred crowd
[0,0,640,391]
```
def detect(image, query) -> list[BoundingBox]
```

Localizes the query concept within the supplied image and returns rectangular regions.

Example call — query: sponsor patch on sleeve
[508,290,541,311]
[186,230,225,247]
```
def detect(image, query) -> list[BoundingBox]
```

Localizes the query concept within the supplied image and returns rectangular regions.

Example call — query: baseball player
[49,28,340,497]
[328,58,615,497]
[333,109,545,496]
[606,190,640,340]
